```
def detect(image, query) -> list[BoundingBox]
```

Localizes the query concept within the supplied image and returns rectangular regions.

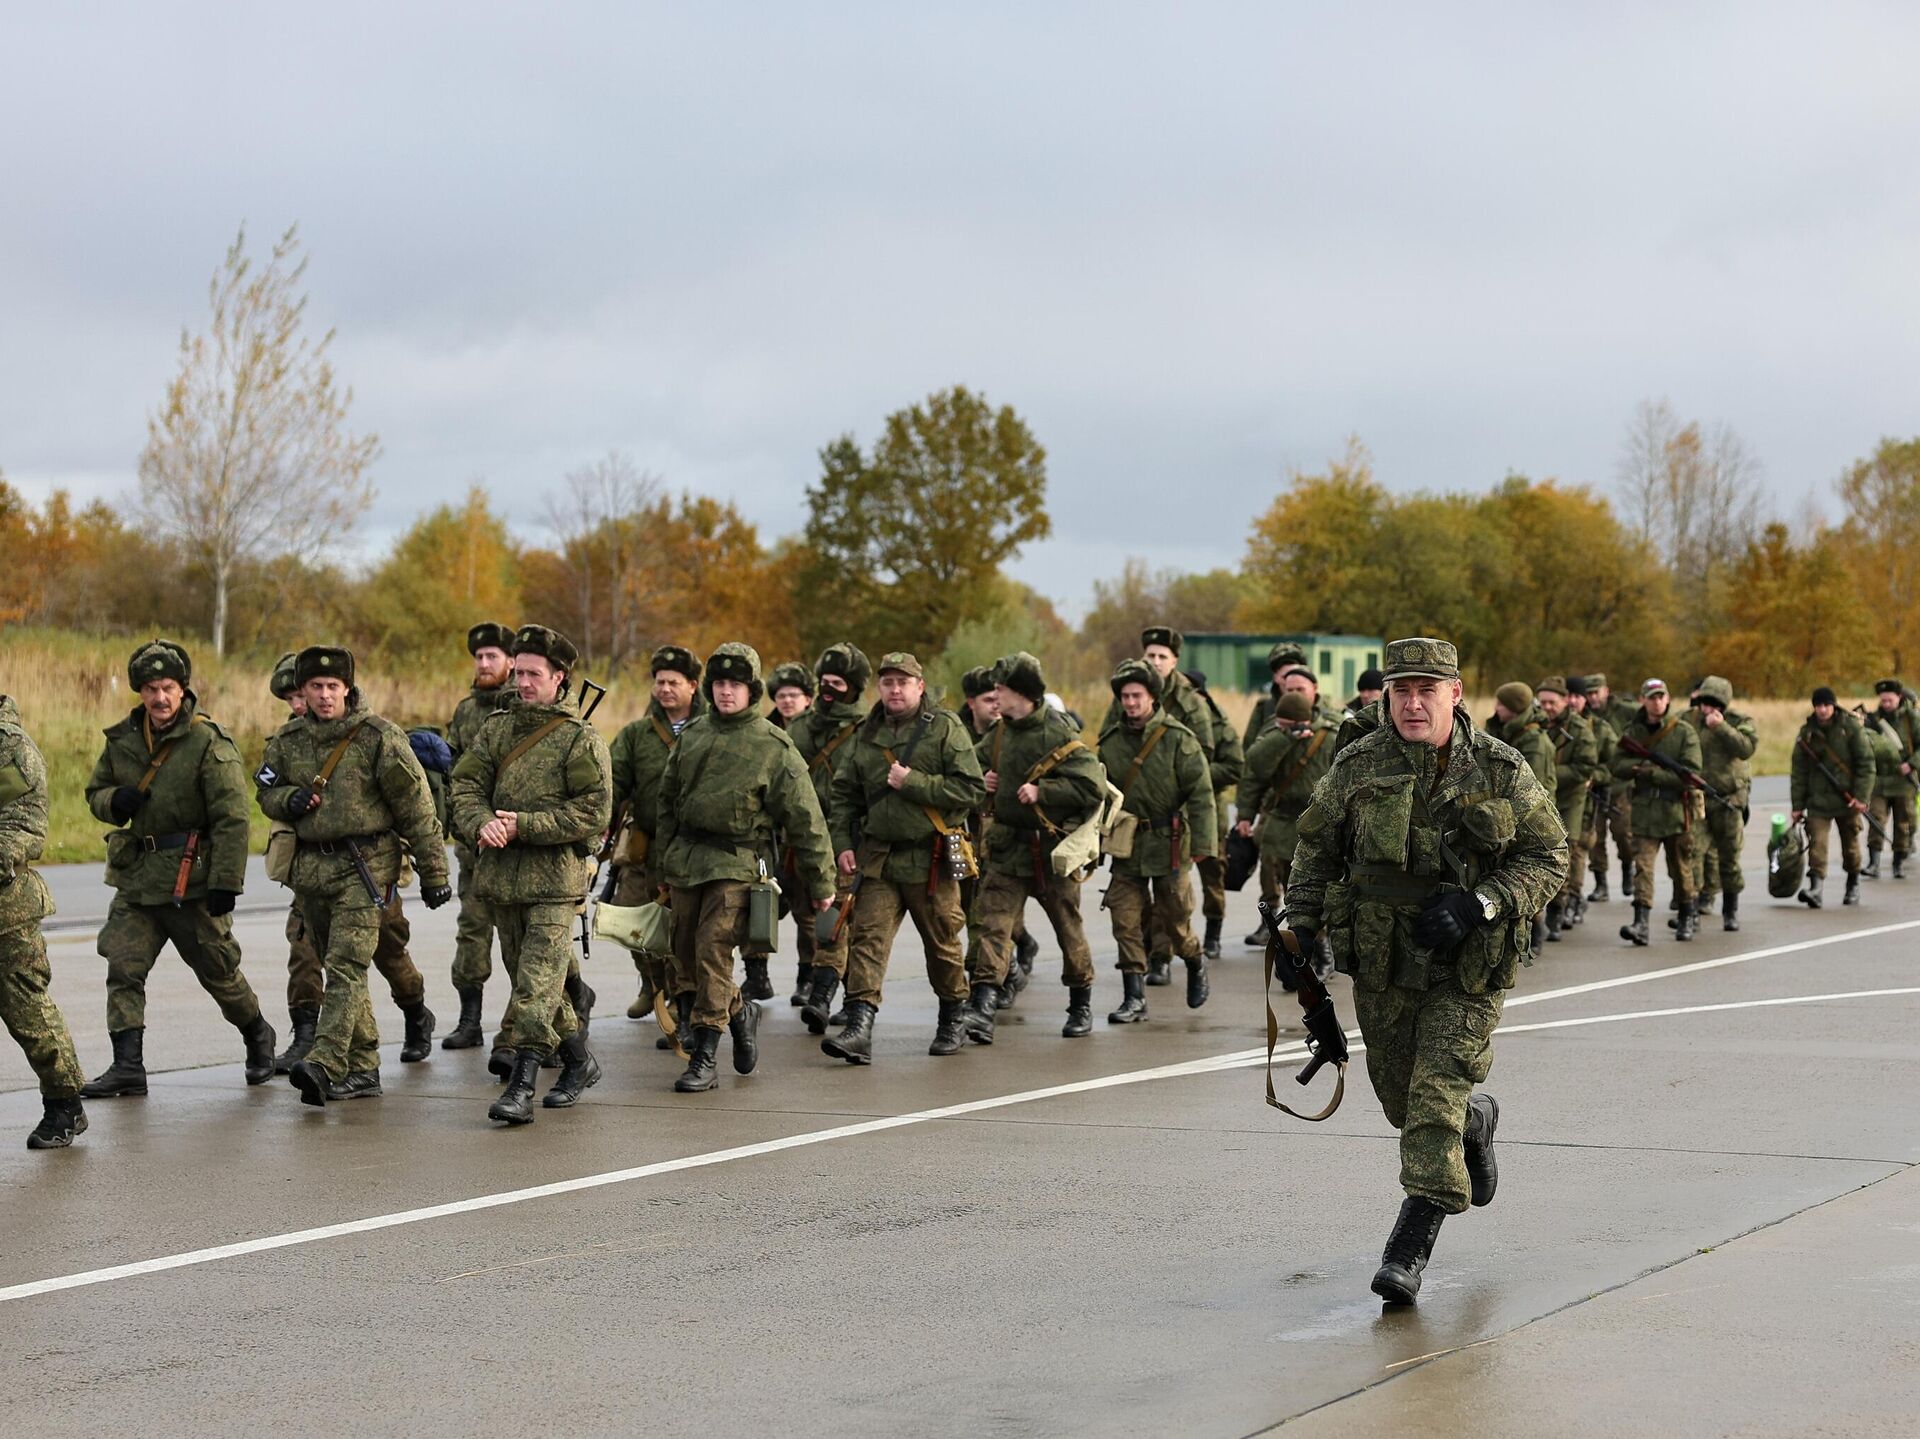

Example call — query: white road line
[1496,987,1920,1035]
[3,920,1915,1307]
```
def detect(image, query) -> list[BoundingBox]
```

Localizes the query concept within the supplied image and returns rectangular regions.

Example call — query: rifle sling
[312,721,369,792]
[500,716,570,778]
[1261,729,1327,817]
[136,713,205,794]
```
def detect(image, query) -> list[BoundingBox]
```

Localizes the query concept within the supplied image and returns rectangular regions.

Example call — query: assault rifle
[1257,899,1348,1122]
[1619,736,1743,816]
[1795,735,1890,846]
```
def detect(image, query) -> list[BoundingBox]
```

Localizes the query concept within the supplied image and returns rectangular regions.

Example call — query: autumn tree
[137,224,378,655]
[637,494,800,663]
[354,487,522,664]
[1703,523,1880,694]
[541,451,659,668]
[1238,438,1388,632]
[1833,437,1920,673]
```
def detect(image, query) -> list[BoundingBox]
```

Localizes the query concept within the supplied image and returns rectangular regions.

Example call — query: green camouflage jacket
[1331,697,1383,757]
[448,681,515,761]
[86,694,249,903]
[1608,708,1705,838]
[609,693,705,840]
[1287,712,1568,996]
[975,705,1106,879]
[0,697,56,929]
[256,702,450,897]
[1102,669,1214,753]
[1543,708,1599,832]
[1492,708,1557,795]
[1239,712,1339,862]
[1864,702,1920,799]
[1194,688,1244,796]
[449,694,612,904]
[1246,687,1343,749]
[1683,706,1758,806]
[791,699,865,817]
[1586,711,1618,788]
[1790,711,1875,817]
[828,699,987,885]
[1097,708,1216,878]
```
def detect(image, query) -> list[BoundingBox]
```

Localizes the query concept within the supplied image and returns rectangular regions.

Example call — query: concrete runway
[4,779,1917,1438]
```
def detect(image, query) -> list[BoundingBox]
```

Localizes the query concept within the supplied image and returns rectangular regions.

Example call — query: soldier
[0,695,89,1148]
[959,666,1040,999]
[1098,660,1216,1023]
[255,647,452,1106]
[1244,641,1310,747]
[1564,677,1609,923]
[1489,683,1556,950]
[1254,664,1346,943]
[1609,679,1704,945]
[80,641,275,1099]
[655,643,836,1092]
[1790,687,1874,909]
[768,663,814,729]
[441,621,516,1050]
[1536,678,1598,939]
[1344,667,1385,716]
[966,652,1107,1042]
[1685,676,1757,931]
[789,643,871,1033]
[265,654,439,1075]
[1863,679,1918,878]
[1235,692,1336,939]
[1183,669,1243,961]
[607,644,706,1030]
[1585,674,1638,904]
[448,625,611,1124]
[822,653,986,1062]
[1284,637,1566,1304]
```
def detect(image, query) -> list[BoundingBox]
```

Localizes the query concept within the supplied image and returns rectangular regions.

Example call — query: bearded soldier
[1610,679,1704,944]
[1686,676,1757,931]
[1863,679,1918,879]
[789,642,871,1034]
[440,621,516,1050]
[1536,677,1598,939]
[1283,637,1566,1305]
[655,644,836,1093]
[1098,659,1216,1023]
[822,653,986,1062]
[448,626,611,1124]
[1236,691,1337,933]
[0,696,88,1148]
[1184,669,1243,961]
[81,641,275,1099]
[255,647,452,1106]
[1790,686,1874,909]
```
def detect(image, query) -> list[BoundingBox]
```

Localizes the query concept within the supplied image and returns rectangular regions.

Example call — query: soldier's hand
[1414,891,1485,949]
[1234,819,1253,838]
[479,811,519,849]
[1849,798,1868,813]
[109,786,148,822]
[1703,708,1722,727]
[1015,782,1040,805]
[836,849,858,876]
[205,889,238,917]
[983,770,999,794]
[813,897,835,912]
[286,786,320,815]
[422,883,454,910]
[1791,809,1804,823]
[887,762,911,790]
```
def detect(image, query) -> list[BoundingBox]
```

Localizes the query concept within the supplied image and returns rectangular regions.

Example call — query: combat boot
[1620,905,1650,947]
[240,1015,277,1085]
[728,996,760,1075]
[1620,861,1635,900]
[1674,902,1698,942]
[288,1058,329,1108]
[1108,972,1148,1024]
[274,1006,317,1073]
[1203,916,1222,960]
[627,978,653,1020]
[790,962,813,1007]
[1862,850,1882,880]
[1587,870,1609,903]
[326,1070,382,1100]
[674,1027,722,1092]
[80,1028,147,1099]
[26,1095,87,1150]
[800,967,840,1036]
[666,992,692,1052]
[399,1002,435,1063]
[1244,918,1271,947]
[565,974,596,1034]
[1062,986,1093,1038]
[1800,873,1824,909]
[1185,955,1209,1009]
[1544,900,1563,943]
[487,1045,516,1081]
[824,1000,877,1064]
[929,1000,968,1056]
[1463,1092,1499,1206]
[1844,871,1861,906]
[1145,956,1172,987]
[963,981,1000,1045]
[996,954,1030,1009]
[742,954,774,1002]
[442,987,484,1049]
[1723,892,1740,932]
[1014,928,1038,976]
[488,1051,541,1123]
[1895,853,1909,879]
[1371,1197,1447,1304]
[543,1031,602,1108]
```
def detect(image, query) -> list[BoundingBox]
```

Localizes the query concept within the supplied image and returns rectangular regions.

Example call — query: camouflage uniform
[1590,680,1639,894]
[783,644,869,1007]
[1242,641,1311,749]
[447,657,516,993]
[1790,703,1875,889]
[1863,684,1918,874]
[1683,677,1757,918]
[1186,676,1243,949]
[1238,695,1338,905]
[1579,678,1620,900]
[1537,679,1598,921]
[1608,692,1704,927]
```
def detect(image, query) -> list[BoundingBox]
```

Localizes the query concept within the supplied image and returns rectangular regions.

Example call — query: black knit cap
[650,644,702,683]
[993,651,1047,705]
[128,639,191,691]
[1876,678,1904,695]
[814,642,872,699]
[1112,658,1162,701]
[293,646,355,689]
[511,624,579,671]
[1565,675,1589,696]
[1140,625,1183,655]
[1812,686,1838,707]
[961,665,995,699]
[1183,669,1208,692]
[1357,668,1385,691]
[467,621,514,656]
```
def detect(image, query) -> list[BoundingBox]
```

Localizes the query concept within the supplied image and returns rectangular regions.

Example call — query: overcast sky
[3,3,1915,616]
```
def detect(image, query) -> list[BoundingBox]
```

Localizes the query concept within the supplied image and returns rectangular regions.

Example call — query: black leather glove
[1415,890,1487,949]
[422,883,454,910]
[109,786,147,822]
[284,786,317,816]
[205,889,238,917]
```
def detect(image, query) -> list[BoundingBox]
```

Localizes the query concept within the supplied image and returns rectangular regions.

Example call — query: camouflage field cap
[767,661,815,697]
[1381,637,1459,682]
[1641,677,1668,697]
[269,651,300,701]
[1537,675,1569,697]
[1584,673,1608,692]
[511,624,579,671]
[1267,640,1307,672]
[1697,675,1734,709]
[1275,692,1313,724]
[1110,657,1162,700]
[467,621,514,656]
[293,646,355,689]
[128,639,191,691]
[876,652,924,680]
[1140,625,1183,655]
[650,644,702,682]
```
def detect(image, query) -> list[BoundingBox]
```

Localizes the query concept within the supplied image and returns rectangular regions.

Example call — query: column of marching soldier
[1,625,1911,1193]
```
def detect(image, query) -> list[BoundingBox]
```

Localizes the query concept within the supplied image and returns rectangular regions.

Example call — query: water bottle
[1770,813,1788,844]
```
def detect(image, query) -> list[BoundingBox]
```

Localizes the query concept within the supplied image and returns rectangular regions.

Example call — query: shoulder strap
[650,714,678,750]
[500,716,570,778]
[311,720,369,792]
[1117,725,1170,796]
[1651,716,1680,745]
[1263,730,1328,814]
[810,720,858,773]
[135,713,205,794]
[1024,738,1087,785]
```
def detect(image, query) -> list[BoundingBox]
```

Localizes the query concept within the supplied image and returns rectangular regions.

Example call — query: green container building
[1183,632,1385,699]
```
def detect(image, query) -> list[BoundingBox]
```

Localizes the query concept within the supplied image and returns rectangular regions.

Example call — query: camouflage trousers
[1630,832,1695,908]
[1261,854,1292,911]
[287,894,424,1013]
[1868,792,1915,859]
[297,886,384,1080]
[970,867,1094,989]
[97,894,262,1035]
[489,901,581,1058]
[844,871,969,1008]
[1557,797,1588,906]
[1593,789,1633,875]
[1197,816,1229,922]
[669,880,753,1032]
[1806,811,1863,878]
[1352,970,1503,1215]
[451,843,497,991]
[1107,869,1200,974]
[1691,806,1747,901]
[1,920,83,1097]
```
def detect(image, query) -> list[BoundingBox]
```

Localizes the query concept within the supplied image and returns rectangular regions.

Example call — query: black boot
[1544,900,1562,943]
[275,1006,318,1073]
[800,967,840,1036]
[1062,986,1093,1038]
[1800,873,1825,909]
[742,954,774,1002]
[1588,870,1609,903]
[27,1095,87,1150]
[1895,853,1909,880]
[824,1000,877,1064]
[80,1028,146,1099]
[1531,913,1547,950]
[1371,1197,1447,1304]
[1244,918,1271,947]
[1014,929,1039,976]
[1464,1093,1499,1207]
[1145,956,1171,987]
[565,973,595,1034]
[674,1026,722,1092]
[442,987,484,1049]
[241,1015,277,1085]
[1620,861,1635,900]
[1108,972,1148,1024]
[728,996,760,1074]
[399,1002,435,1063]
[1185,955,1209,1009]
[1863,850,1881,880]
[996,953,1030,1009]
[1203,916,1222,960]
[326,1069,382,1100]
[488,1051,541,1123]
[1675,902,1698,942]
[1723,892,1740,932]
[1620,904,1650,947]
[963,981,1000,1044]
[543,1031,602,1108]
[1844,871,1861,906]
[929,1000,967,1056]
[790,962,813,1007]
[288,1058,328,1107]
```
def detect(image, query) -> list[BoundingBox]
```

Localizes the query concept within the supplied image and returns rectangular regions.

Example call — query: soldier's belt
[136,831,198,852]
[1347,863,1444,904]
[1141,816,1182,833]
[302,834,386,857]
[679,826,749,854]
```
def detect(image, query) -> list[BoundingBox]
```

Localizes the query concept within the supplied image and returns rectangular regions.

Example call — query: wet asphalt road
[3,778,1916,1437]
